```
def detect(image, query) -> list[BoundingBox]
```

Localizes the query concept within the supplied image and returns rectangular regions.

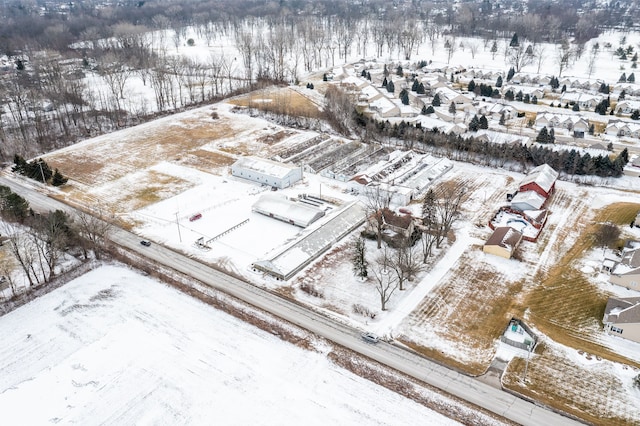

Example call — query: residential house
[614,100,640,115]
[609,241,640,291]
[518,164,559,198]
[559,92,601,109]
[434,86,472,105]
[605,120,631,136]
[602,297,640,344]
[483,226,524,259]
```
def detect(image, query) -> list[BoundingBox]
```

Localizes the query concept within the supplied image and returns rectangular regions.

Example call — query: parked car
[361,332,379,344]
[189,213,202,222]
[140,240,151,247]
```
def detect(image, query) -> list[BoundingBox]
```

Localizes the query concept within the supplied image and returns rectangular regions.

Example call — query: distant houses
[603,297,640,344]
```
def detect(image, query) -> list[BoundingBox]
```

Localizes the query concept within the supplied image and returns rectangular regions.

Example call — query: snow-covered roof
[252,194,325,228]
[232,156,299,180]
[519,164,558,194]
[485,226,523,250]
[511,190,546,210]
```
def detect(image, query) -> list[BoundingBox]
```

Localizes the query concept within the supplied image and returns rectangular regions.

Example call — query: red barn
[518,164,559,199]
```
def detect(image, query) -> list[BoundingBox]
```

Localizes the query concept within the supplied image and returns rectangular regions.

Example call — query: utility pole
[522,343,532,383]
[38,162,46,184]
[175,212,182,243]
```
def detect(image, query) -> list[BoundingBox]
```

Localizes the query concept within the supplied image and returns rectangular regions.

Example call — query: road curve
[0,175,583,426]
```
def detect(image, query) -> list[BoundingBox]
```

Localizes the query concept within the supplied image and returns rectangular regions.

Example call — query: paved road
[0,175,583,426]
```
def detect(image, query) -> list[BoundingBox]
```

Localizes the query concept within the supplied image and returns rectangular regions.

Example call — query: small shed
[483,226,523,259]
[231,156,302,189]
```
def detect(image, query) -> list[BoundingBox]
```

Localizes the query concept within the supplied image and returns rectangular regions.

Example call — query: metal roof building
[231,156,303,189]
[252,194,325,228]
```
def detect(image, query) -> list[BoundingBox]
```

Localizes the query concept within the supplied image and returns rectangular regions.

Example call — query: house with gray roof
[609,240,640,291]
[603,297,640,344]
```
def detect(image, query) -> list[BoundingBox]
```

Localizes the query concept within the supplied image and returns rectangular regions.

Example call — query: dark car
[140,240,151,247]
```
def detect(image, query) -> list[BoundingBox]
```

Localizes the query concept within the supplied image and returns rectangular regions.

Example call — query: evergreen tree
[399,89,410,105]
[536,127,550,143]
[396,65,403,76]
[323,73,328,82]
[490,41,498,58]
[499,111,506,125]
[510,33,519,47]
[432,93,441,106]
[549,128,555,143]
[589,124,595,134]
[383,64,389,76]
[504,89,515,101]
[468,115,480,131]
[572,103,580,111]
[515,90,524,101]
[531,95,538,104]
[361,69,367,77]
[619,90,626,101]
[448,101,456,114]
[468,79,476,92]
[367,71,372,81]
[599,82,610,94]
[496,75,503,87]
[421,105,428,115]
[417,82,425,94]
[628,72,635,82]
[386,80,395,93]
[631,109,640,120]
[352,237,368,279]
[550,76,560,89]
[479,115,489,129]
[411,79,419,92]
[523,94,530,103]
[382,76,388,88]
[561,84,567,93]
[0,185,30,223]
[619,72,627,83]
[424,105,435,114]
[51,169,68,187]
[506,67,515,81]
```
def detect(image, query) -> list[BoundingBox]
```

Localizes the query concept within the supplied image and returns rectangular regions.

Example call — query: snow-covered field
[0,264,461,425]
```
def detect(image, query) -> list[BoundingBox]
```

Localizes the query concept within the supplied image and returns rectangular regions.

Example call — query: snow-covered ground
[0,264,461,425]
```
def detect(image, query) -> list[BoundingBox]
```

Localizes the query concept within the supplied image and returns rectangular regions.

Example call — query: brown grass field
[229,87,324,119]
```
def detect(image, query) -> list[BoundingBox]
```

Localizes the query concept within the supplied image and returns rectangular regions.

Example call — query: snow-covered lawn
[0,264,462,425]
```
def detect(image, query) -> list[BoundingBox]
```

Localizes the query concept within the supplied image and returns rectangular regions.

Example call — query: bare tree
[587,42,600,78]
[419,188,438,261]
[592,223,620,255]
[444,37,457,64]
[388,240,423,290]
[533,44,546,74]
[74,208,114,260]
[370,247,399,311]
[467,41,480,59]
[398,18,421,60]
[363,184,391,249]
[433,181,467,248]
[555,40,573,78]
[507,43,534,73]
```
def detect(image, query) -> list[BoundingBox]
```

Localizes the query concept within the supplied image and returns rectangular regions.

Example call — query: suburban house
[518,164,559,198]
[559,92,601,109]
[608,240,640,291]
[434,86,472,105]
[605,120,640,138]
[603,297,640,344]
[483,226,523,259]
[614,100,640,115]
[231,156,303,189]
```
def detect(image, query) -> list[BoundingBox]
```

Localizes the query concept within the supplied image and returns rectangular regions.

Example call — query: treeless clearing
[503,344,640,425]
[229,87,323,119]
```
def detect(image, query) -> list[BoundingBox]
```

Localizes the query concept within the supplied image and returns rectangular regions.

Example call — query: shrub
[299,282,324,298]
[353,303,377,319]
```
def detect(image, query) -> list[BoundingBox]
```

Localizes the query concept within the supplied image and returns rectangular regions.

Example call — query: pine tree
[421,105,428,115]
[352,237,368,279]
[361,69,367,77]
[561,84,567,93]
[510,33,519,47]
[619,72,627,83]
[432,93,441,106]
[399,89,409,105]
[619,90,626,101]
[531,95,538,104]
[479,115,489,129]
[628,73,635,82]
[417,82,425,94]
[367,71,372,80]
[536,127,550,143]
[448,101,456,114]
[631,109,640,120]
[506,67,515,81]
[411,79,419,92]
[549,128,555,143]
[386,80,395,93]
[572,103,580,111]
[396,65,403,76]
[516,90,524,101]
[504,89,515,101]
[499,111,506,125]
[51,169,68,187]
[382,76,388,88]
[496,75,503,87]
[468,79,476,92]
[490,41,498,59]
[383,64,389,76]
[425,105,435,114]
[468,115,480,131]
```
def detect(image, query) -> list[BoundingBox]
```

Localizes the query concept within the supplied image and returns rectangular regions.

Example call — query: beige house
[609,241,640,291]
[603,297,640,344]
[483,227,523,259]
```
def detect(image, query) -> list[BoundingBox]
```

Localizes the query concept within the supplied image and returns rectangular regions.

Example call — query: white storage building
[231,156,303,189]
[252,194,325,228]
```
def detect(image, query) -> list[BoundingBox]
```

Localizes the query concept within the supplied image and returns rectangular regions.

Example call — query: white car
[361,332,379,344]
